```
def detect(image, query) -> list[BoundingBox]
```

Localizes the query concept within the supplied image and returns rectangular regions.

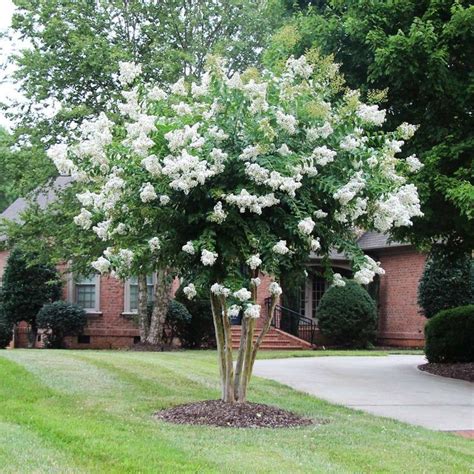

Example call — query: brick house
[0,179,427,349]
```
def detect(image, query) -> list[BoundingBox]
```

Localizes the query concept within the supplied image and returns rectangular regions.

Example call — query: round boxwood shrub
[424,305,474,363]
[317,280,377,348]
[0,304,13,349]
[37,301,87,348]
[418,249,473,319]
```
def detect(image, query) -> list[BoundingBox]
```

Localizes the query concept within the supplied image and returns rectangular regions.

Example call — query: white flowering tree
[48,54,422,403]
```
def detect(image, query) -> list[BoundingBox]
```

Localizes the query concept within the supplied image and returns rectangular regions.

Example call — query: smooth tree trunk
[137,274,149,342]
[145,267,172,346]
[211,275,279,404]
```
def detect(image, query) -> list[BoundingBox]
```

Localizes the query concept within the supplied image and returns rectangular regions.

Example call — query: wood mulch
[155,400,319,428]
[418,362,474,383]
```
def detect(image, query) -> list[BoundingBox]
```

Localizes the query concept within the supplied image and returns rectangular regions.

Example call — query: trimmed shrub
[317,280,377,348]
[163,300,192,345]
[424,305,474,363]
[0,304,13,349]
[37,301,87,348]
[418,250,473,319]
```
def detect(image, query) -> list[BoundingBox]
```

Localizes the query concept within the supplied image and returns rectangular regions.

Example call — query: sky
[0,0,24,129]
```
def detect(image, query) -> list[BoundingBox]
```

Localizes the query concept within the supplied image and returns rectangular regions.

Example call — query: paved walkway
[253,355,474,431]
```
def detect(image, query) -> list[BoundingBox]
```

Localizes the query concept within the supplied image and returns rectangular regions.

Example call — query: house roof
[357,231,409,250]
[0,176,73,241]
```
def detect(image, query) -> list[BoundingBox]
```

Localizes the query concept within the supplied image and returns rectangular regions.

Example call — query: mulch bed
[155,400,318,428]
[419,362,474,383]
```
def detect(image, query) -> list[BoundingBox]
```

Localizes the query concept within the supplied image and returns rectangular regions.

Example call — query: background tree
[265,0,474,252]
[1,248,62,346]
[418,247,473,319]
[0,304,14,349]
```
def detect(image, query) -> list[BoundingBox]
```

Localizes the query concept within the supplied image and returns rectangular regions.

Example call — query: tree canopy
[1,0,285,207]
[266,0,474,252]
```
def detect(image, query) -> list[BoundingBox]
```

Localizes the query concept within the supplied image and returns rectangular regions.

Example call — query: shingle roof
[0,176,73,241]
[357,231,409,250]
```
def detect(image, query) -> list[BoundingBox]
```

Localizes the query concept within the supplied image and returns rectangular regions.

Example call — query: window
[124,275,154,313]
[78,335,91,344]
[70,274,100,313]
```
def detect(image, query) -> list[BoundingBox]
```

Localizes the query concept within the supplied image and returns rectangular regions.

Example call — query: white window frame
[68,273,101,313]
[123,274,155,314]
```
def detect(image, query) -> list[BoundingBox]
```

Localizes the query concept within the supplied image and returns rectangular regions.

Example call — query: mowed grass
[0,350,471,473]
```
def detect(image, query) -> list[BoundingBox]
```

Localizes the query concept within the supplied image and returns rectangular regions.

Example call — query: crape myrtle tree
[47,53,422,403]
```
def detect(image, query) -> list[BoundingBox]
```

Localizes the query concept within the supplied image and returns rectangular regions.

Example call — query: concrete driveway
[253,355,474,431]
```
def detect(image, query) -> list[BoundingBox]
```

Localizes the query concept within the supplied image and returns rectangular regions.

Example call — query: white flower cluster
[162,149,218,194]
[74,208,93,230]
[245,163,302,197]
[211,283,231,297]
[183,283,197,300]
[311,146,337,166]
[405,155,423,172]
[201,249,218,266]
[208,201,227,224]
[333,171,366,205]
[47,144,77,176]
[272,240,289,255]
[91,256,111,274]
[356,104,386,126]
[118,61,142,85]
[269,282,282,296]
[244,304,260,319]
[374,184,423,232]
[182,241,195,255]
[224,189,279,214]
[246,254,262,270]
[354,256,385,285]
[148,237,161,253]
[297,217,315,235]
[332,273,346,287]
[284,55,313,79]
[276,110,297,135]
[233,288,252,302]
[306,122,333,141]
[228,305,241,318]
[140,183,157,203]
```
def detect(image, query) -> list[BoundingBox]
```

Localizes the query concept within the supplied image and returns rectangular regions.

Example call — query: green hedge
[424,305,474,363]
[37,301,87,349]
[317,280,377,348]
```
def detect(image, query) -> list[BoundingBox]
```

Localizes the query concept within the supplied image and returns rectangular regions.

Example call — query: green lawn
[0,350,470,473]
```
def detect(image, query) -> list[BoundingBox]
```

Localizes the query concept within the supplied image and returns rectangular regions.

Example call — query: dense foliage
[1,248,62,346]
[266,0,474,252]
[418,249,473,318]
[424,305,474,363]
[317,280,377,348]
[175,285,215,349]
[0,304,13,349]
[37,301,87,349]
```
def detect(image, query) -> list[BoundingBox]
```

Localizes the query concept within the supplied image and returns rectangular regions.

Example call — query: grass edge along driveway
[0,350,471,474]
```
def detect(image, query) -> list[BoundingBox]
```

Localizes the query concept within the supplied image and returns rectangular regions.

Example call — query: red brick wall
[376,247,426,347]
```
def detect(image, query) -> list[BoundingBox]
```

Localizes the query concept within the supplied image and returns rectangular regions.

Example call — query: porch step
[230,325,312,350]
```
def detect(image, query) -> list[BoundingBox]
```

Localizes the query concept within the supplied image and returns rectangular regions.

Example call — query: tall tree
[266,0,474,252]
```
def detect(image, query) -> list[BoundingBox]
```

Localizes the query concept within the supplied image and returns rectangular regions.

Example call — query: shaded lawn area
[255,348,424,359]
[0,350,470,473]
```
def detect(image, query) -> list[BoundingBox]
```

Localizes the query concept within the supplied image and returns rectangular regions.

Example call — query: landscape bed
[0,350,472,473]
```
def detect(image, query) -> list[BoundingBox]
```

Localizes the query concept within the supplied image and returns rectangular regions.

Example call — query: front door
[299,275,328,321]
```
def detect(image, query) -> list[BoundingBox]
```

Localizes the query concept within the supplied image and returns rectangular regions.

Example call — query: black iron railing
[265,298,317,345]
